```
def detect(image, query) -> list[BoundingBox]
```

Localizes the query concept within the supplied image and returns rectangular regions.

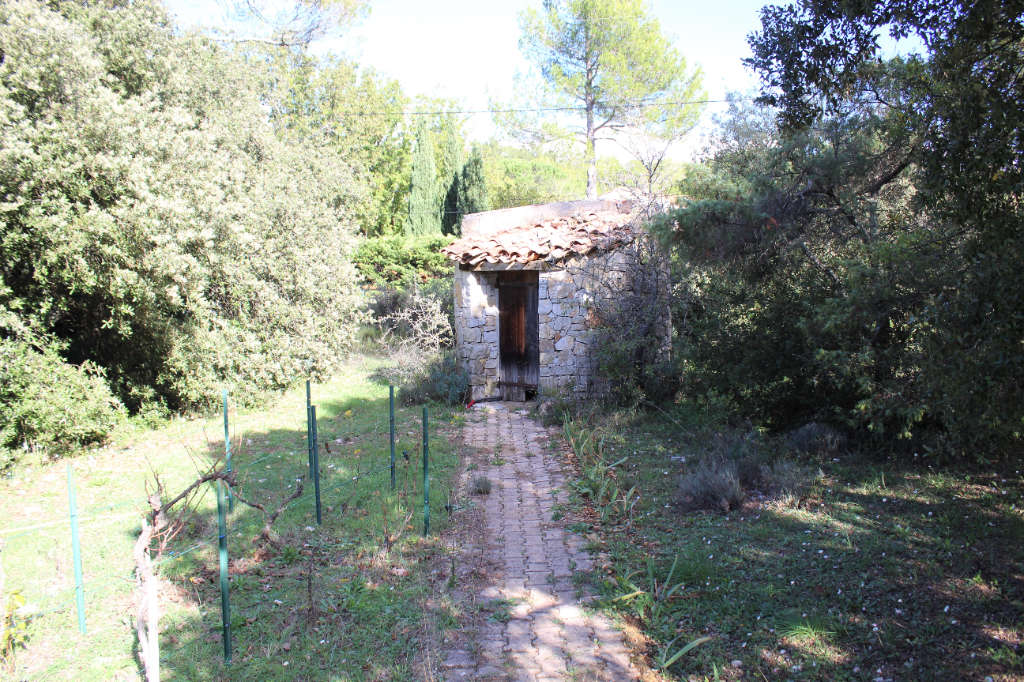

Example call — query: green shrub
[398,353,469,406]
[469,476,492,495]
[785,422,847,454]
[582,238,675,406]
[0,1,367,414]
[677,456,745,512]
[353,234,452,288]
[760,459,821,500]
[0,339,123,467]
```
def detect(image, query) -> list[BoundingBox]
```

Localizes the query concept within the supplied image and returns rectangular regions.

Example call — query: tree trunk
[586,104,597,199]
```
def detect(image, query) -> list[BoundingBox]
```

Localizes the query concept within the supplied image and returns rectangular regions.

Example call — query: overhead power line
[334,98,751,118]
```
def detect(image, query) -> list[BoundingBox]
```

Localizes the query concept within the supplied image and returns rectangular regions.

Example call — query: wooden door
[498,274,539,401]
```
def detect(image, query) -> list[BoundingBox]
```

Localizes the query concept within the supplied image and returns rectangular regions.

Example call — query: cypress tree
[404,121,441,235]
[440,133,462,235]
[456,147,489,234]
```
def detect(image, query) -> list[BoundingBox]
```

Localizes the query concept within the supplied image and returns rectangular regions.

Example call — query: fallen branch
[133,518,159,682]
[231,477,305,548]
[132,463,302,682]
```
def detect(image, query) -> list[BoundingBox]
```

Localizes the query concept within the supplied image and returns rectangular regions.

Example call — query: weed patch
[468,476,492,495]
[560,403,1024,681]
[0,356,462,680]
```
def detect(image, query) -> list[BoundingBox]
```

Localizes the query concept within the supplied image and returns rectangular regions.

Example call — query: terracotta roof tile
[441,211,638,266]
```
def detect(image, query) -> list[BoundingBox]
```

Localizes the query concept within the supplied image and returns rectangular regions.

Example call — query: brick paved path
[442,403,639,681]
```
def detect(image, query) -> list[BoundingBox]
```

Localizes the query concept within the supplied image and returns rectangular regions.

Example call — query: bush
[760,459,820,500]
[0,339,123,467]
[785,422,847,454]
[398,353,469,406]
[353,234,452,288]
[374,290,455,389]
[677,456,745,512]
[677,429,821,512]
[582,237,675,406]
[0,2,367,414]
[469,476,492,495]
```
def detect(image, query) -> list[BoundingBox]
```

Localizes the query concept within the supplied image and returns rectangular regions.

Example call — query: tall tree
[518,0,704,198]
[440,130,463,235]
[405,121,441,235]
[660,0,1024,456]
[259,51,412,236]
[212,0,368,47]
[457,147,490,231]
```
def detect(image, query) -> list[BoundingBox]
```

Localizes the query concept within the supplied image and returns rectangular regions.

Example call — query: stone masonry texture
[453,248,668,401]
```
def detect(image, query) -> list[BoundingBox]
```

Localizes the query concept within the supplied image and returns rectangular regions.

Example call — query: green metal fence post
[306,380,314,484]
[66,464,86,634]
[389,386,396,491]
[216,479,232,664]
[422,407,429,536]
[307,405,314,483]
[311,405,322,525]
[222,390,233,512]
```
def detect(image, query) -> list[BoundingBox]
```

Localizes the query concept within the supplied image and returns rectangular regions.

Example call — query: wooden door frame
[497,273,539,400]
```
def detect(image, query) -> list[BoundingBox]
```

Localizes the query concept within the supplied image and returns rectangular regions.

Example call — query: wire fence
[0,382,434,670]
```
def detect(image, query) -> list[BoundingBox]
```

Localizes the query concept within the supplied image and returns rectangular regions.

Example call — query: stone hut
[441,199,670,401]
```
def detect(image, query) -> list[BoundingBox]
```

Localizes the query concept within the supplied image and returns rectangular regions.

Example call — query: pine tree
[404,121,441,235]
[518,0,704,198]
[456,147,489,234]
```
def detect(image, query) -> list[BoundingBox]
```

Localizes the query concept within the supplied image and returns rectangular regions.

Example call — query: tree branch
[231,477,306,548]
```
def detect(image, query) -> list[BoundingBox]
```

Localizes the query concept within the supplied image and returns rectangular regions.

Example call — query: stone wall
[453,267,500,400]
[453,246,670,401]
[536,265,595,395]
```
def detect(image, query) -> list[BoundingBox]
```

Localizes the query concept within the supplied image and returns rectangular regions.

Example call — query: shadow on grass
[148,393,463,680]
[586,412,1024,681]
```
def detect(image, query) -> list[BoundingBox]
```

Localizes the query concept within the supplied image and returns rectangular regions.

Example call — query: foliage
[480,142,586,208]
[353,234,451,288]
[675,427,821,512]
[727,1,1024,459]
[563,417,637,524]
[581,237,675,405]
[404,120,441,235]
[439,126,464,235]
[677,456,745,512]
[455,146,489,228]
[375,291,454,390]
[204,0,368,47]
[517,0,704,197]
[259,50,411,236]
[0,0,366,416]
[0,338,123,465]
[785,422,846,455]
[656,86,1004,456]
[1,589,29,662]
[655,634,712,672]
[397,353,469,407]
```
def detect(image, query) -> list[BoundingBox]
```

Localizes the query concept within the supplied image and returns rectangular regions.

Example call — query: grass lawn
[562,405,1024,681]
[1,355,463,680]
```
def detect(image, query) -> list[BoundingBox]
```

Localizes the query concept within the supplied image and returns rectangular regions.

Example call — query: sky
[165,0,775,157]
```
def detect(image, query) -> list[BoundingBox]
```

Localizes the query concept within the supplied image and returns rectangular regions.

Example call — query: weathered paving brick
[441,404,640,681]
